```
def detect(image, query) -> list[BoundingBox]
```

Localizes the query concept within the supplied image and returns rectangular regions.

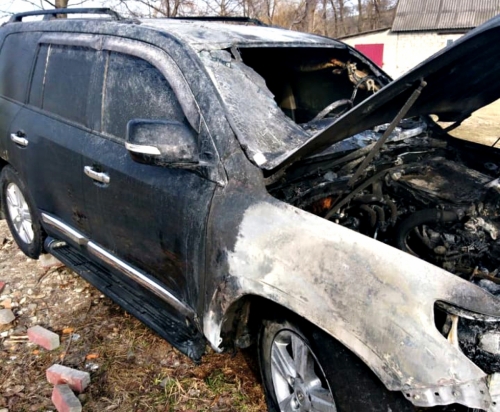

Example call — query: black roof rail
[170,16,267,26]
[8,8,123,23]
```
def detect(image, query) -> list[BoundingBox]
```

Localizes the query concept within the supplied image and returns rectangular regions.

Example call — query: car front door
[81,39,219,309]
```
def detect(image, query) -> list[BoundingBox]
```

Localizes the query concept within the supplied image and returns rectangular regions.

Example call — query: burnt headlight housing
[436,301,500,374]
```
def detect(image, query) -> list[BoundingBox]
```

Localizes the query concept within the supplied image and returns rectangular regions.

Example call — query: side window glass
[102,52,185,139]
[0,33,40,102]
[42,45,97,126]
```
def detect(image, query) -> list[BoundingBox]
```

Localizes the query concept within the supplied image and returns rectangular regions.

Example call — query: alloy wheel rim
[271,330,336,412]
[6,182,34,244]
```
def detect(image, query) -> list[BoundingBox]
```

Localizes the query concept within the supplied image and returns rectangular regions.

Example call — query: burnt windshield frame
[200,43,390,168]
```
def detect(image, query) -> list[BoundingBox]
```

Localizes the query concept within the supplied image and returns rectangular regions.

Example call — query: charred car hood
[264,14,500,174]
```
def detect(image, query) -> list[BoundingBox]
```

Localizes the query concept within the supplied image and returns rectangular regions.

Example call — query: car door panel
[82,136,216,302]
[81,47,217,308]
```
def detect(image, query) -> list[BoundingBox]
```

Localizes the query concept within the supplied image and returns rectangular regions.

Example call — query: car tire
[1,166,43,259]
[258,312,414,412]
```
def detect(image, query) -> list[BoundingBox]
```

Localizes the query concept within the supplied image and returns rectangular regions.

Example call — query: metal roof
[392,0,500,32]
[140,19,344,48]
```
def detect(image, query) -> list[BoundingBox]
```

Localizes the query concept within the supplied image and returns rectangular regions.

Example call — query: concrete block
[0,309,15,324]
[27,325,60,350]
[47,364,90,393]
[51,384,82,412]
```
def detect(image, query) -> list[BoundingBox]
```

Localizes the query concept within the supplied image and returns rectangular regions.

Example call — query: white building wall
[342,30,464,78]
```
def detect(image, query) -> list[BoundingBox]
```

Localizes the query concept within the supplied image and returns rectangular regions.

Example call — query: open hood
[264,14,500,174]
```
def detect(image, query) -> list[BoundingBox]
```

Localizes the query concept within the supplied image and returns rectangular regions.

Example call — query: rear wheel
[258,313,414,412]
[1,166,43,258]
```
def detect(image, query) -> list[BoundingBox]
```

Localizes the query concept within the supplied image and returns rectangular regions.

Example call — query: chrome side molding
[87,241,193,318]
[40,213,193,319]
[41,213,88,245]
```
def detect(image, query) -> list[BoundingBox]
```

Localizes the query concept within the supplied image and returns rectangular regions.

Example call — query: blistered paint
[205,199,500,408]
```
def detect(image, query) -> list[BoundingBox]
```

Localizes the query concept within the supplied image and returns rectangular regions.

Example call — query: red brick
[51,384,82,412]
[27,325,60,350]
[47,364,90,393]
[0,281,5,294]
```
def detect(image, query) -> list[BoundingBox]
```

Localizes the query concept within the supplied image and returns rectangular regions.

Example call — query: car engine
[268,119,500,373]
[269,119,500,280]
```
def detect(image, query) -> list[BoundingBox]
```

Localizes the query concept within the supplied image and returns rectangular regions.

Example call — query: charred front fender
[204,198,500,409]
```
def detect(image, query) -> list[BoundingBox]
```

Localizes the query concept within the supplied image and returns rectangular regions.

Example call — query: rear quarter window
[0,32,40,102]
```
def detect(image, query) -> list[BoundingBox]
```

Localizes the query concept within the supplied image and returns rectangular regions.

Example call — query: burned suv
[2,7,500,411]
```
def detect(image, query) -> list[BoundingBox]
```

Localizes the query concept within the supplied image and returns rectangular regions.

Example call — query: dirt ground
[0,220,266,411]
[442,98,500,145]
[1,101,499,412]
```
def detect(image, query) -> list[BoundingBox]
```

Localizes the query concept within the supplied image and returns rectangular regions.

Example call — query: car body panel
[205,191,499,409]
[140,19,348,49]
[81,131,217,304]
[9,107,90,235]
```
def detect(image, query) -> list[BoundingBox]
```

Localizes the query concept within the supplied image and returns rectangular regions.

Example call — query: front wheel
[258,313,414,412]
[1,166,43,258]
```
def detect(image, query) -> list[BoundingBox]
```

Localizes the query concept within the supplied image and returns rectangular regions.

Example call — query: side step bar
[44,237,206,361]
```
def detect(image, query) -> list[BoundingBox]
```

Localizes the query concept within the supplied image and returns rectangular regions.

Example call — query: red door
[355,43,384,67]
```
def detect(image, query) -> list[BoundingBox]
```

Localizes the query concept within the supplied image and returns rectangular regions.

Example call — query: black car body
[2,8,500,411]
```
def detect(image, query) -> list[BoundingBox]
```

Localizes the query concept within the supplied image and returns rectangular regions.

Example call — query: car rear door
[80,38,219,309]
[4,35,97,238]
[0,32,39,168]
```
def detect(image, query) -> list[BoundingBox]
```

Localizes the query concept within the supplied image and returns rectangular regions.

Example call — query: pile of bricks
[47,365,90,412]
[26,325,90,411]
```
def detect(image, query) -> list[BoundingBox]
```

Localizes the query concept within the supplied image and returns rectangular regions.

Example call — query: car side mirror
[125,119,199,166]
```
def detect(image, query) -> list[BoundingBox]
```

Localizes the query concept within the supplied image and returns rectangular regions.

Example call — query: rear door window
[29,44,98,127]
[101,52,185,139]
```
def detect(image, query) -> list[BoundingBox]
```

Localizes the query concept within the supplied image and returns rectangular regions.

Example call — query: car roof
[139,19,344,48]
[2,16,345,50]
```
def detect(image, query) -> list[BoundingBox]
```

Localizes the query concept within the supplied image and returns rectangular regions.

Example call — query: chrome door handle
[84,166,110,184]
[10,133,28,147]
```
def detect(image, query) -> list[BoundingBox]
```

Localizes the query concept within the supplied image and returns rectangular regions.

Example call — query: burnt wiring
[269,120,500,279]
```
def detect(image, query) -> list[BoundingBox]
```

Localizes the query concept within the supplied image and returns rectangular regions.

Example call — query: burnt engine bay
[268,120,500,373]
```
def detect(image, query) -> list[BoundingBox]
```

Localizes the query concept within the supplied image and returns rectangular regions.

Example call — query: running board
[44,237,206,361]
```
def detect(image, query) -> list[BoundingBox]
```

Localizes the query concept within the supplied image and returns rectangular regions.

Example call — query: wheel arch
[218,294,297,350]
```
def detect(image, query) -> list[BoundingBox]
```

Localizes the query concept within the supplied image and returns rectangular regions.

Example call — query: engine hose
[325,166,402,220]
[373,205,386,225]
[359,205,377,227]
[395,209,459,254]
[384,196,398,226]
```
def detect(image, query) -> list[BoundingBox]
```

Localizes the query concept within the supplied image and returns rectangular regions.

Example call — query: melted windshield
[200,46,386,166]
